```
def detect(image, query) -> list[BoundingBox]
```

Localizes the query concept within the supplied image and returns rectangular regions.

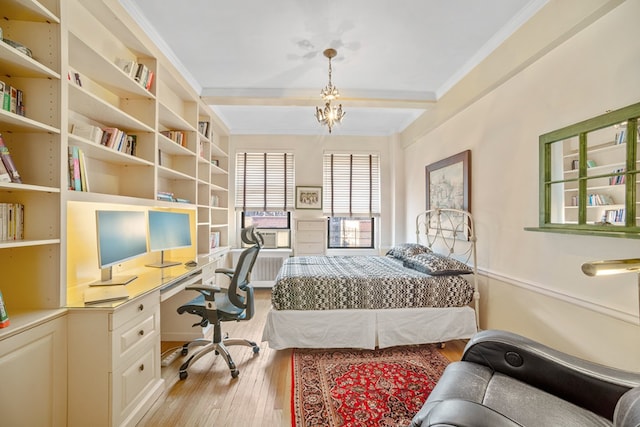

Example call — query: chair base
[179,336,259,380]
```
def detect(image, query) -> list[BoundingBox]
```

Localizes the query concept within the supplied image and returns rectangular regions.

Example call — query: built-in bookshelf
[530,102,640,238]
[0,0,231,424]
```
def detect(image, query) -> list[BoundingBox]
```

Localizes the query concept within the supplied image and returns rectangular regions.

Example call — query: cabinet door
[0,315,67,427]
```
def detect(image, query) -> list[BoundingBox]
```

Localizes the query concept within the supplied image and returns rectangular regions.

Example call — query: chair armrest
[462,330,640,420]
[411,399,522,427]
[215,267,235,278]
[615,387,640,427]
[185,283,223,299]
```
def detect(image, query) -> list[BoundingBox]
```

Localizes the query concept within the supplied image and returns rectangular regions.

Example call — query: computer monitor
[146,210,192,268]
[92,210,148,286]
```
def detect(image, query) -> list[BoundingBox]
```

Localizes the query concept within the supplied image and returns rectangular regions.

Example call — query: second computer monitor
[147,210,192,268]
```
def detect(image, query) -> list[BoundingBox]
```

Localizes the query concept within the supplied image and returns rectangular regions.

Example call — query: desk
[66,251,227,427]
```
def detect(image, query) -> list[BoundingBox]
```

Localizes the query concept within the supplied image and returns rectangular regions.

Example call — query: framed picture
[296,186,322,209]
[426,150,471,212]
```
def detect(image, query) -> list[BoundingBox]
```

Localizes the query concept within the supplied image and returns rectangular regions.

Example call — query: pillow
[386,243,431,260]
[403,252,472,276]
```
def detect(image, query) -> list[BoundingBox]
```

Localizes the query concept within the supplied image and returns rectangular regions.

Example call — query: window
[235,152,295,211]
[241,211,290,229]
[323,153,380,248]
[327,217,374,249]
[528,101,640,238]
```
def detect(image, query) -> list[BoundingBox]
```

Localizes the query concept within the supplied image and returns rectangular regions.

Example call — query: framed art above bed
[426,150,471,212]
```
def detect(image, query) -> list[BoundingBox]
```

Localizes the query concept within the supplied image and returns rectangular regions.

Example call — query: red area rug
[291,345,449,427]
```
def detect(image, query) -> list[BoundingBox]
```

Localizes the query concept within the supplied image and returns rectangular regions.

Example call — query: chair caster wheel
[252,346,260,354]
[179,371,188,380]
[231,369,239,379]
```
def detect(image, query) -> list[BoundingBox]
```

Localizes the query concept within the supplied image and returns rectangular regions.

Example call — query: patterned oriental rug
[291,345,450,427]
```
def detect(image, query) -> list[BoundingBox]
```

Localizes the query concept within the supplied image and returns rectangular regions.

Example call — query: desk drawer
[113,312,159,364]
[113,344,160,425]
[110,291,159,331]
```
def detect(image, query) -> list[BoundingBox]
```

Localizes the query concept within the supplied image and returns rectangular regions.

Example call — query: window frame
[527,101,640,239]
[326,217,375,249]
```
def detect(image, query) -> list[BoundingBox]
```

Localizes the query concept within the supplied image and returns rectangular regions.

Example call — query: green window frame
[527,101,640,238]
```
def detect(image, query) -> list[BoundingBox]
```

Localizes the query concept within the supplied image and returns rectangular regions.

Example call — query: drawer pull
[138,330,144,336]
[139,364,144,372]
[138,304,144,311]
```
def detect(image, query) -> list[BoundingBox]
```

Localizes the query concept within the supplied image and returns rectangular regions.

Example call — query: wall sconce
[581,258,640,322]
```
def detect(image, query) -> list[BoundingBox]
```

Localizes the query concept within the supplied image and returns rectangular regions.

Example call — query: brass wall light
[582,258,640,322]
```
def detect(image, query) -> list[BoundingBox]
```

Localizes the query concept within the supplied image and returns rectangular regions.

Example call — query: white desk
[66,251,227,427]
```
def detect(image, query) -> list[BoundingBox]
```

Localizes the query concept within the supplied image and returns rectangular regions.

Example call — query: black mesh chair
[176,228,263,379]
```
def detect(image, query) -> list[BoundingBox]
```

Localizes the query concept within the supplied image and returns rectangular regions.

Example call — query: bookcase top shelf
[4,0,60,23]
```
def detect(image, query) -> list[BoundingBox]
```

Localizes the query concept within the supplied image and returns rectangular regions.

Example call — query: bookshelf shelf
[4,0,59,23]
[68,32,156,100]
[0,42,60,79]
[0,109,60,133]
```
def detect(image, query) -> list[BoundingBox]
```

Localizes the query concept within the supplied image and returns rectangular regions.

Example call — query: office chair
[177,227,263,379]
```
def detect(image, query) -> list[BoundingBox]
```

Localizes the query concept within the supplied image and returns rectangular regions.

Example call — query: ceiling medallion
[314,48,345,133]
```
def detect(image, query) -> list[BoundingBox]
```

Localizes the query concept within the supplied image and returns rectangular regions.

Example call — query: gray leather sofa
[411,330,640,427]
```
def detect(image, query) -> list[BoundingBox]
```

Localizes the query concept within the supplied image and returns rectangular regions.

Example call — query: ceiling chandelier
[315,48,345,133]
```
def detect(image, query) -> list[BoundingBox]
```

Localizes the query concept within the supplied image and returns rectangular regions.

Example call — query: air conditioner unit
[259,231,278,249]
[242,229,290,249]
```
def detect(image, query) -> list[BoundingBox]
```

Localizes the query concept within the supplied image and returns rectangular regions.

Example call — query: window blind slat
[235,152,295,211]
[323,153,380,217]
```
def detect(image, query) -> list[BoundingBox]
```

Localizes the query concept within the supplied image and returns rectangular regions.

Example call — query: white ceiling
[121,0,546,136]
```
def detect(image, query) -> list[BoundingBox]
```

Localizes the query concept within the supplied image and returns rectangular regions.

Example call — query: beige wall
[228,134,403,251]
[402,0,640,370]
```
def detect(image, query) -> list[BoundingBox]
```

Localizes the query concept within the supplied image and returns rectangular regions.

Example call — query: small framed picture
[296,186,322,209]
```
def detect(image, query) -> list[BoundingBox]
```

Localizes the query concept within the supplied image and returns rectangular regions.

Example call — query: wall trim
[479,268,639,326]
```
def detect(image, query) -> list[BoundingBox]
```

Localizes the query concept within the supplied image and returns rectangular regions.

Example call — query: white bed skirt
[261,306,477,350]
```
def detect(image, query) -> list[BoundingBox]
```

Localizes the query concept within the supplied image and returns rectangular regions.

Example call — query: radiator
[252,256,285,281]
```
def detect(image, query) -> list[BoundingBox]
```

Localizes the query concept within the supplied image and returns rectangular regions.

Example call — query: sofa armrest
[411,399,522,427]
[462,330,640,420]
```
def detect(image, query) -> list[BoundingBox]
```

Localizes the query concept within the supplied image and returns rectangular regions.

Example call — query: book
[9,85,17,114]
[115,58,138,78]
[0,290,9,328]
[0,133,22,183]
[0,157,11,183]
[78,148,89,192]
[71,146,81,191]
[0,81,9,111]
[71,123,104,144]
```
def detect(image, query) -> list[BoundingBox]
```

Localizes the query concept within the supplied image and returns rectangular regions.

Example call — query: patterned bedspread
[270,256,474,310]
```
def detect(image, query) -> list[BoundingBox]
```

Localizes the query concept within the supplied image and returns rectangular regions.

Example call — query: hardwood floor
[137,288,466,427]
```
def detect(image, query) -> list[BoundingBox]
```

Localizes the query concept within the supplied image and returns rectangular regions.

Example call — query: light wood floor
[137,288,466,427]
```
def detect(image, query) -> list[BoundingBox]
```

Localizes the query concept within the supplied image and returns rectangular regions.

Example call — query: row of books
[587,193,614,206]
[569,159,597,170]
[0,203,24,241]
[70,124,137,156]
[156,191,190,203]
[614,126,640,145]
[609,168,625,185]
[68,146,89,192]
[210,231,221,249]
[0,134,22,184]
[198,121,210,137]
[602,208,625,224]
[115,58,154,92]
[160,130,186,147]
[0,80,25,117]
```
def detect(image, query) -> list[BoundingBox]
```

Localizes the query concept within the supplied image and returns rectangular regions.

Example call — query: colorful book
[71,146,81,191]
[0,290,9,328]
[0,133,22,183]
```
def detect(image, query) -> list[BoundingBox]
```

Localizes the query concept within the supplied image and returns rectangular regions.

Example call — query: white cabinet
[68,290,163,427]
[0,314,67,427]
[295,219,326,256]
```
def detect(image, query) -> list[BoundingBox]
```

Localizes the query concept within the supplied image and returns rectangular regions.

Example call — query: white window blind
[323,153,380,217]
[235,152,294,211]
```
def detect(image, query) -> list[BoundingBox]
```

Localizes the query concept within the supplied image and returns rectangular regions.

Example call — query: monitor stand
[146,250,181,268]
[89,267,137,287]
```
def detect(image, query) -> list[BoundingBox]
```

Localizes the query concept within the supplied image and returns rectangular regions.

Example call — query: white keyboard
[84,286,129,304]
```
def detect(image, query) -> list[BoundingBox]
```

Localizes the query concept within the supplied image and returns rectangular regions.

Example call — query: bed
[261,208,479,349]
